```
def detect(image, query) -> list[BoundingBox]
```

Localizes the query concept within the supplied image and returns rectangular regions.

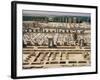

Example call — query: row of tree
[23,16,91,23]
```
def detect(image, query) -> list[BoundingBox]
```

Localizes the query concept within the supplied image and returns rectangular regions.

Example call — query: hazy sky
[23,10,90,17]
